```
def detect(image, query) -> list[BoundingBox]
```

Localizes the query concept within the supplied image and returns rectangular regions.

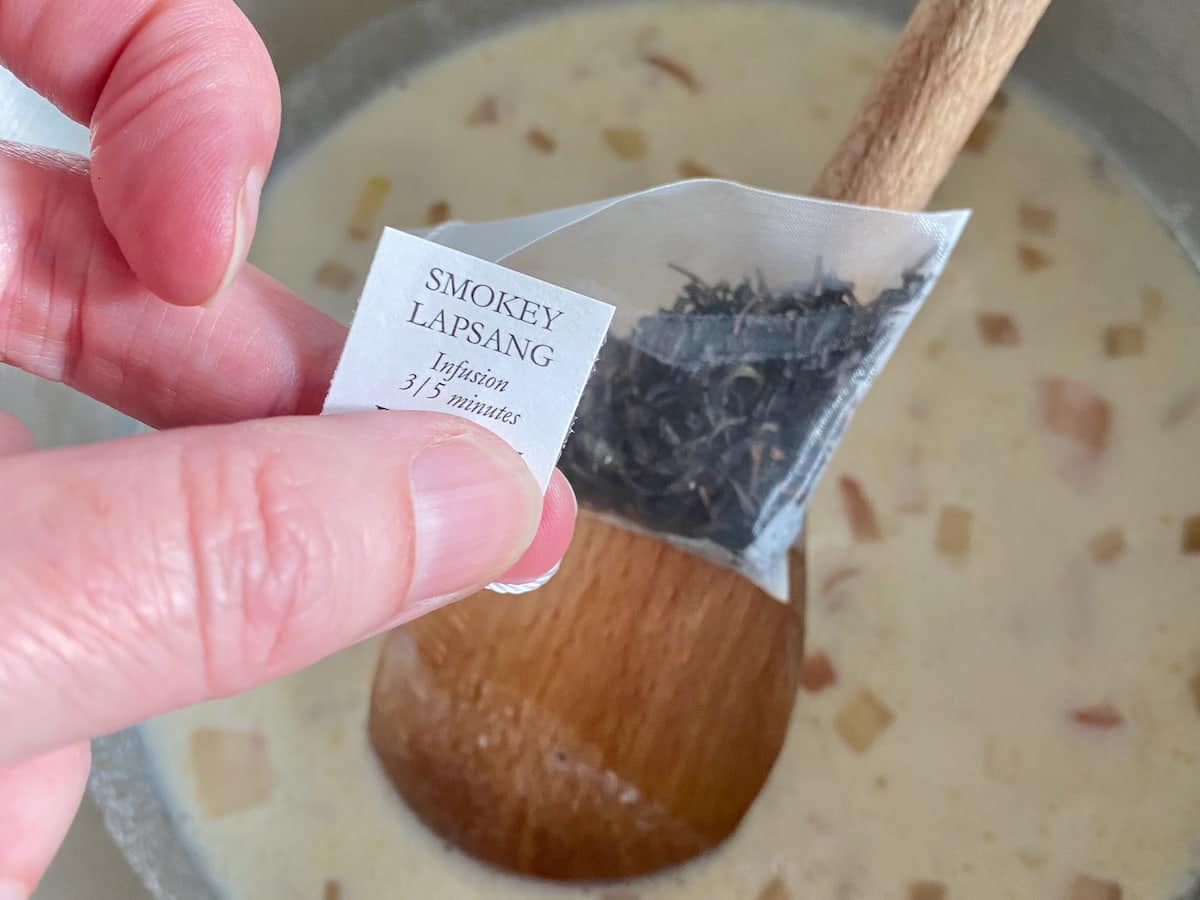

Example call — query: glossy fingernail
[206,166,264,307]
[0,880,29,900]
[407,438,540,602]
[490,470,577,587]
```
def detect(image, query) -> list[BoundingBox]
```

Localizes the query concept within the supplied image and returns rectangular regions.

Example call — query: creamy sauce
[143,3,1200,899]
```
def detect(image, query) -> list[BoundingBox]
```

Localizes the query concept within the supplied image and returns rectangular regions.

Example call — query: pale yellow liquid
[144,4,1200,899]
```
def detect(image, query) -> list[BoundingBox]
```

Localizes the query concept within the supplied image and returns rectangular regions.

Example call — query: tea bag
[424,179,968,599]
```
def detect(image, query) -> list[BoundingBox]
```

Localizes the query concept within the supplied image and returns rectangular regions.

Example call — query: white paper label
[323,228,615,492]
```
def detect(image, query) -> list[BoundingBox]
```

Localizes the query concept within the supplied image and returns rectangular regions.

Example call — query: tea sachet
[425,179,969,598]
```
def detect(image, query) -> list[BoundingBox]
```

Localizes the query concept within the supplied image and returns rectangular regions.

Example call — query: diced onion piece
[603,127,649,161]
[758,876,791,900]
[935,506,973,561]
[348,176,392,240]
[1018,202,1057,235]
[314,261,357,292]
[977,313,1020,347]
[838,476,882,542]
[835,689,894,753]
[1104,324,1145,358]
[1037,377,1112,460]
[1017,244,1052,271]
[526,128,557,154]
[1070,704,1124,730]
[1182,514,1200,555]
[801,652,837,693]
[909,881,947,900]
[678,159,715,179]
[190,728,272,818]
[426,201,452,226]
[644,53,700,92]
[466,95,499,126]
[1069,874,1123,900]
[1088,527,1126,564]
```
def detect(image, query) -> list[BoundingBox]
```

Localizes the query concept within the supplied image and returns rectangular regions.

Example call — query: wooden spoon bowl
[370,515,806,879]
[369,0,1051,883]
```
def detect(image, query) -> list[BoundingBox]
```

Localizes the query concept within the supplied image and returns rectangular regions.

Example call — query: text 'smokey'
[323,225,615,507]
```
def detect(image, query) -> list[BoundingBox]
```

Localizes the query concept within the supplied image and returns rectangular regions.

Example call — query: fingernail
[0,880,29,900]
[487,471,576,590]
[408,438,540,602]
[206,166,264,307]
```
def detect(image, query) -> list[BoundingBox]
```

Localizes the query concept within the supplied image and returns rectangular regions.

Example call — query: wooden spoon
[368,0,1050,882]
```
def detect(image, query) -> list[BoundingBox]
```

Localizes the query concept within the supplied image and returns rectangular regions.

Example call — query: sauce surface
[144,4,1200,899]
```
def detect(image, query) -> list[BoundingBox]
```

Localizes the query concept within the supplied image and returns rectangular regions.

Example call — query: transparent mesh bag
[425,179,969,598]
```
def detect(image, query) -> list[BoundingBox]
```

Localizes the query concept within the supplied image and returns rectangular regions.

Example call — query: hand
[0,1,577,894]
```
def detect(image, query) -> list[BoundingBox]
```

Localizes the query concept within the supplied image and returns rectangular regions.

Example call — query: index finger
[0,0,280,306]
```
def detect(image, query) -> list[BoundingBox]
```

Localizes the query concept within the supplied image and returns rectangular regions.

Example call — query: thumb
[0,412,542,765]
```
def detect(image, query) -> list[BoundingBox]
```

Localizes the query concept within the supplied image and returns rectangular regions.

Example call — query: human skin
[0,2,577,894]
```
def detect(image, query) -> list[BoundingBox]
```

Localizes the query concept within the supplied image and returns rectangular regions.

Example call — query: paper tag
[323,228,615,493]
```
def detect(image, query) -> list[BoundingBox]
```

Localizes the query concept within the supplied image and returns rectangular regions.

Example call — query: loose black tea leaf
[560,266,924,556]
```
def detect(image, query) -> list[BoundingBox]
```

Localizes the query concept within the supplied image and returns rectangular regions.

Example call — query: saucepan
[0,0,1196,897]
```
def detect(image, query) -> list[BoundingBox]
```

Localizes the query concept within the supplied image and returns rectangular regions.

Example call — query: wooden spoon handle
[812,0,1052,209]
